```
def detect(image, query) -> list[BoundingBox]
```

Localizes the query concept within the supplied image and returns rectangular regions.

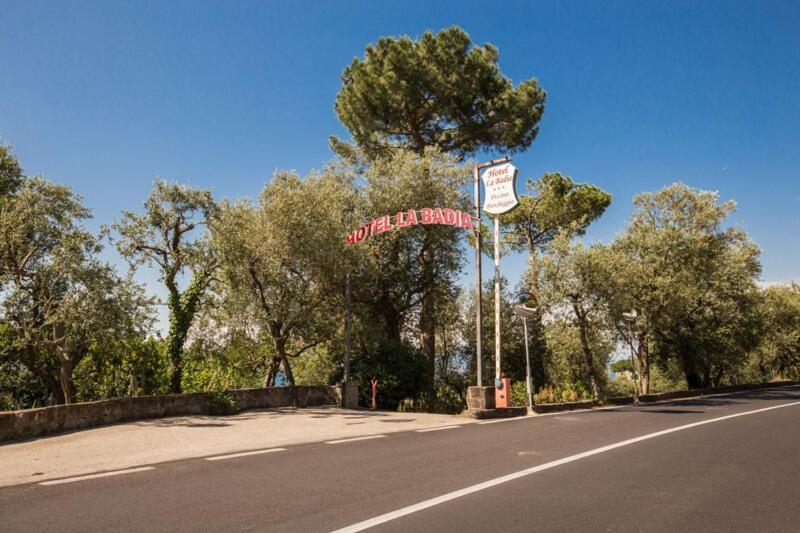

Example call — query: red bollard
[495,377,511,408]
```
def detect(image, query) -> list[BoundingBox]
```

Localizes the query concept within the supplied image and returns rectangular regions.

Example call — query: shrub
[206,389,239,416]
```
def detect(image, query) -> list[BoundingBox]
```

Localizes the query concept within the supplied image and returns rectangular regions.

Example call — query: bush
[533,383,592,404]
[350,339,431,410]
[510,380,531,407]
[206,389,239,416]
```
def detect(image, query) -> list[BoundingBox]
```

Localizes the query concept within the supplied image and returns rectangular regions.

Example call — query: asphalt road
[1,386,799,532]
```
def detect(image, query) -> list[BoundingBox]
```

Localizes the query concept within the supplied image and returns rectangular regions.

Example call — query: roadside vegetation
[2,27,798,411]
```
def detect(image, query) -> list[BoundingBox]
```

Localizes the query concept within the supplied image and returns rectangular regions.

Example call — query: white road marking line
[416,425,461,433]
[40,467,155,486]
[325,435,386,445]
[205,448,286,461]
[332,400,800,533]
[477,416,531,424]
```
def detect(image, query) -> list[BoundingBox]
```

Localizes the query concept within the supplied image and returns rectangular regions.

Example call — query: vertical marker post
[474,163,483,387]
[494,216,501,385]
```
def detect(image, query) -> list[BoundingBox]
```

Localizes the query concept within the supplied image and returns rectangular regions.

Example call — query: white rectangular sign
[481,163,519,216]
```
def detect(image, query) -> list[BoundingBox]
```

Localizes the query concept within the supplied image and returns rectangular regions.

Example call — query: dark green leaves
[333,26,546,158]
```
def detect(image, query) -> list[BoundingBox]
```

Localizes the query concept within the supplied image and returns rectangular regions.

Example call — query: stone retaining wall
[0,385,351,442]
[531,380,799,414]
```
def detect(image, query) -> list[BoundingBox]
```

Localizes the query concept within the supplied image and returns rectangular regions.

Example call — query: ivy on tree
[112,180,216,393]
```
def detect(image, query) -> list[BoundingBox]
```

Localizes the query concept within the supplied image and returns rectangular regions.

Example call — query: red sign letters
[346,208,473,244]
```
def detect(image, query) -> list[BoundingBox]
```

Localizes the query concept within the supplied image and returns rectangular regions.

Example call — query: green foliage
[753,283,800,380]
[501,173,611,259]
[333,26,546,159]
[611,359,634,374]
[74,337,169,401]
[349,339,431,410]
[113,179,216,393]
[206,389,239,416]
[0,142,23,198]
[213,167,354,387]
[532,383,592,405]
[615,183,763,389]
[292,346,339,386]
[0,173,154,405]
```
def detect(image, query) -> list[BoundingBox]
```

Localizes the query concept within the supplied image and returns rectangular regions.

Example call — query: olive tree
[213,169,352,386]
[615,183,763,389]
[0,178,153,404]
[112,180,216,393]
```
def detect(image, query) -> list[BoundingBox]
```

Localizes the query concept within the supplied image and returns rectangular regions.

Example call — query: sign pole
[473,163,483,387]
[493,216,502,386]
[344,271,351,385]
[523,316,532,409]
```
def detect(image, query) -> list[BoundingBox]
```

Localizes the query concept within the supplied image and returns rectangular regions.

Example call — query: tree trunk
[280,356,295,386]
[55,352,76,405]
[638,333,650,394]
[166,298,188,394]
[680,354,704,389]
[378,296,402,342]
[262,357,280,387]
[166,270,211,394]
[271,333,295,386]
[573,303,602,400]
[26,355,65,405]
[528,310,550,390]
[419,241,436,404]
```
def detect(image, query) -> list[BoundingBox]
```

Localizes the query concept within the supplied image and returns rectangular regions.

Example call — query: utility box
[495,378,511,408]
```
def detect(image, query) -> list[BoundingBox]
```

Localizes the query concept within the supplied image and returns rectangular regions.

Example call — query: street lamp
[513,292,538,409]
[621,309,639,404]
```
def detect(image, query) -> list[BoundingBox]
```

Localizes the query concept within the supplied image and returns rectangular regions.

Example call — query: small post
[344,271,351,385]
[523,316,533,409]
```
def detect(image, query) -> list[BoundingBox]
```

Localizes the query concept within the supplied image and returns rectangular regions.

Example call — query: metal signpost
[480,161,520,388]
[513,293,538,409]
[473,157,511,387]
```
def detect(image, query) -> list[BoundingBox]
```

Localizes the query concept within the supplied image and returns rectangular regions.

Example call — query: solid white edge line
[332,400,800,533]
[40,466,155,486]
[416,425,461,433]
[325,435,386,445]
[205,448,286,461]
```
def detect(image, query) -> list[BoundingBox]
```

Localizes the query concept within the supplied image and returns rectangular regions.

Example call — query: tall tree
[0,178,153,404]
[501,172,611,388]
[332,26,546,159]
[113,180,216,393]
[213,169,352,386]
[615,183,763,389]
[539,237,614,399]
[333,27,545,377]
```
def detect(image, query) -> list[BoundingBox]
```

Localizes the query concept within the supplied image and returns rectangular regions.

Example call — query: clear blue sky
[2,0,799,306]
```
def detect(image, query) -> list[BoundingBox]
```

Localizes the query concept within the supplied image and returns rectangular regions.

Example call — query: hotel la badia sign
[346,208,473,244]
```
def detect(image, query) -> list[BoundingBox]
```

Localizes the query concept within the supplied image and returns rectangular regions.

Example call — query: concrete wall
[0,385,352,442]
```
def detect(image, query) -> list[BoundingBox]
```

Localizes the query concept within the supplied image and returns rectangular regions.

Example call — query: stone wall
[530,380,799,414]
[0,385,353,442]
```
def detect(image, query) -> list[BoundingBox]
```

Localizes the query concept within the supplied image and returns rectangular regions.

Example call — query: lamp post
[513,292,538,409]
[621,309,639,404]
